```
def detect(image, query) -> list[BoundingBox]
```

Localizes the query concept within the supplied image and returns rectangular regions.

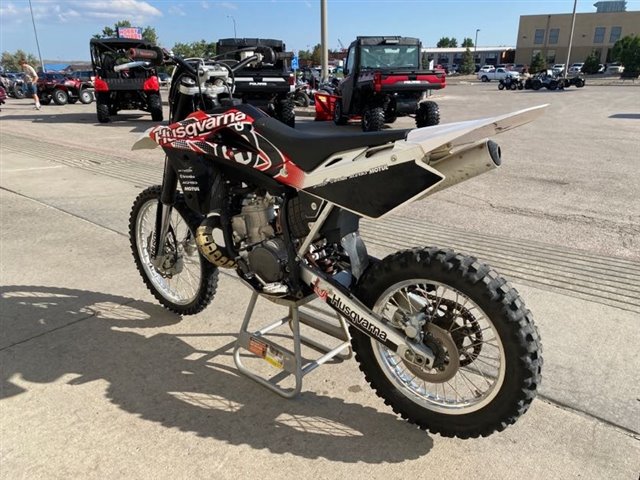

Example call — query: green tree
[461,37,474,48]
[436,37,458,48]
[311,43,322,65]
[460,47,475,74]
[1,50,39,72]
[93,20,159,45]
[530,52,546,73]
[611,34,640,74]
[172,40,216,59]
[582,50,600,74]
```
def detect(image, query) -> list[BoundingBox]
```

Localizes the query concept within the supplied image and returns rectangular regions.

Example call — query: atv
[90,37,163,123]
[215,38,296,127]
[526,69,586,91]
[37,72,94,105]
[333,36,446,132]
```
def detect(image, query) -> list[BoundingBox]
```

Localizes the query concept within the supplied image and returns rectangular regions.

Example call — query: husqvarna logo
[151,110,248,144]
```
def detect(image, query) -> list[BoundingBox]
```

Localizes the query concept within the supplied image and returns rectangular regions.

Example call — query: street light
[227,15,237,39]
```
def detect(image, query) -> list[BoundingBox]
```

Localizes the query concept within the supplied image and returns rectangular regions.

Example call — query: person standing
[19,58,41,110]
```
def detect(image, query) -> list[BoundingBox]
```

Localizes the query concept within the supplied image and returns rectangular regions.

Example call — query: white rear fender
[406,104,549,159]
[132,127,161,150]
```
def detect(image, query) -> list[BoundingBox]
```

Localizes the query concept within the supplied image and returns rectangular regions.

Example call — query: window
[345,46,355,74]
[534,29,545,45]
[546,50,556,64]
[532,49,542,62]
[549,28,560,44]
[594,27,606,43]
[359,45,419,69]
[610,26,622,43]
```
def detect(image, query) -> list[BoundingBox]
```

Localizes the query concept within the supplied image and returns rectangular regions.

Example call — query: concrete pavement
[1,89,639,479]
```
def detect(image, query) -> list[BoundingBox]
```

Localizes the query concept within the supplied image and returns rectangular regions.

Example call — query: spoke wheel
[129,186,218,315]
[371,279,505,415]
[351,247,542,438]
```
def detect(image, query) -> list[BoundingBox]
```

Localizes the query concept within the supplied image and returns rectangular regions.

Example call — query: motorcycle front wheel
[352,247,542,438]
[129,186,218,315]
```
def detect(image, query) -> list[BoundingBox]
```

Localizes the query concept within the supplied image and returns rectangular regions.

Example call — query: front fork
[151,158,178,262]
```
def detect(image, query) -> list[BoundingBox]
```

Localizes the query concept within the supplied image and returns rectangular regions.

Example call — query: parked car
[568,63,584,74]
[478,65,495,73]
[477,67,520,82]
[157,72,170,87]
[607,62,625,74]
[552,64,566,75]
[71,70,96,86]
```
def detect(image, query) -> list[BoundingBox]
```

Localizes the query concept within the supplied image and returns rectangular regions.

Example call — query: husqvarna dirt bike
[127,46,543,438]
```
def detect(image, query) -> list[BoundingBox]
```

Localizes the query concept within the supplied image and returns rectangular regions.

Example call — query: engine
[231,194,289,285]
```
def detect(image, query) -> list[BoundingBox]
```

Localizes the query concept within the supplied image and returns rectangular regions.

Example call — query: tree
[311,43,322,65]
[1,50,39,72]
[94,20,159,45]
[436,37,458,48]
[172,40,216,59]
[460,47,475,75]
[530,52,546,73]
[612,34,640,74]
[462,37,474,48]
[582,50,600,74]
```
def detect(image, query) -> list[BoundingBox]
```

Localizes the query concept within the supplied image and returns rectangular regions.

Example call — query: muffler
[420,139,501,198]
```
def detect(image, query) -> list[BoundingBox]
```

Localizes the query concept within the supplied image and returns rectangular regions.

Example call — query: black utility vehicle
[90,38,163,123]
[215,38,296,127]
[334,36,446,131]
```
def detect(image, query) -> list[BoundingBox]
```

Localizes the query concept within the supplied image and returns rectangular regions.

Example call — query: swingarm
[299,265,436,369]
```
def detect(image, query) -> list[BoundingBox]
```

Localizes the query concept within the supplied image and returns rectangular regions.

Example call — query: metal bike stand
[233,291,352,398]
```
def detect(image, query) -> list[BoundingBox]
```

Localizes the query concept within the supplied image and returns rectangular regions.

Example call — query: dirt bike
[127,45,544,438]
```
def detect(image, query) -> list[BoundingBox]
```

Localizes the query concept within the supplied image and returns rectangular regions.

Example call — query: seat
[253,117,409,172]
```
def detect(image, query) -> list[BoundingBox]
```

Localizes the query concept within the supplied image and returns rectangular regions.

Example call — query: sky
[1,0,639,62]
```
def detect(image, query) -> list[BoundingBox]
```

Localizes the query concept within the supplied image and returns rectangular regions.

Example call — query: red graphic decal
[312,278,328,302]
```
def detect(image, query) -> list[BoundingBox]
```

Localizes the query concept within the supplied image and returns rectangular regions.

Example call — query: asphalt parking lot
[1,84,639,479]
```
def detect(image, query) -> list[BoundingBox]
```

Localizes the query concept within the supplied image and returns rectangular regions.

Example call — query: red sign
[117,27,142,40]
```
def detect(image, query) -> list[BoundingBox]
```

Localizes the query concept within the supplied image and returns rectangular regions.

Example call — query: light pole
[564,0,578,78]
[474,28,480,65]
[227,15,237,39]
[28,0,45,72]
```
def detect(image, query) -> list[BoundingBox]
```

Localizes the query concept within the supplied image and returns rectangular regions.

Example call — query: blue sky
[2,0,639,61]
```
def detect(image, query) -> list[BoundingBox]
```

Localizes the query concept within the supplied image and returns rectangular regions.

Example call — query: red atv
[334,36,445,131]
[37,72,94,105]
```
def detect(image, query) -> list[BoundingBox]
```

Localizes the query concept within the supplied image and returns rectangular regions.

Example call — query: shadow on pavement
[0,285,433,462]
[0,112,155,132]
[609,113,640,119]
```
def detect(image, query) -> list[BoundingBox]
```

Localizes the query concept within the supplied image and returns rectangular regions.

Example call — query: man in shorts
[20,58,41,110]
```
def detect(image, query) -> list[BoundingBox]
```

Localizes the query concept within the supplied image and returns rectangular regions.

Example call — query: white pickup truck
[477,67,520,82]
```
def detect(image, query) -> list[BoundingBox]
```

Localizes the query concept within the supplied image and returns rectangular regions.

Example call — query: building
[421,46,515,69]
[515,4,640,66]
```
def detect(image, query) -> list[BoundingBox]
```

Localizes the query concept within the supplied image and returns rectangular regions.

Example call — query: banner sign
[117,27,143,40]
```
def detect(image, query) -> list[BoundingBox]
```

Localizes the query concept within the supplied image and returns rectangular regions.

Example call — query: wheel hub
[404,324,460,383]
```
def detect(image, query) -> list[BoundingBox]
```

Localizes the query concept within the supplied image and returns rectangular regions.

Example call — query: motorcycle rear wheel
[352,247,542,438]
[129,186,218,315]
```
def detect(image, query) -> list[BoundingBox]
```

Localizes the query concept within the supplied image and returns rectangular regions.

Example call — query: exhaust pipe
[421,139,501,197]
[195,216,237,269]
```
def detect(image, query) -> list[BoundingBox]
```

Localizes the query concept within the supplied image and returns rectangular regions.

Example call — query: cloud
[218,2,238,10]
[1,0,162,25]
[168,5,187,17]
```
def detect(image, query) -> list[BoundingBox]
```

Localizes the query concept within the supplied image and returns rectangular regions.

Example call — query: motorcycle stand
[233,291,352,398]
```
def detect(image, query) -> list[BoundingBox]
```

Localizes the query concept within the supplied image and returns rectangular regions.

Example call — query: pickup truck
[477,67,520,82]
